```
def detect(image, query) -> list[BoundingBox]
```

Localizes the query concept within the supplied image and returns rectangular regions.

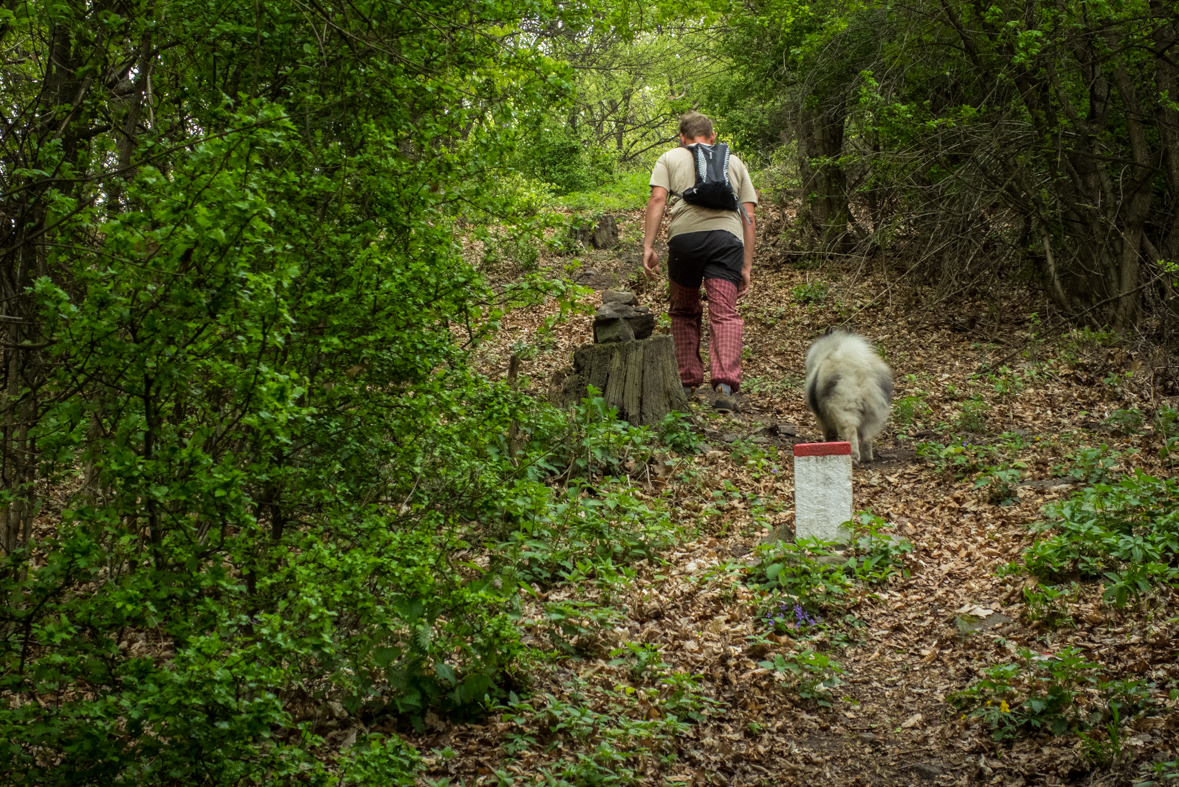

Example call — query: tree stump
[591,216,619,250]
[554,335,688,426]
[569,215,619,250]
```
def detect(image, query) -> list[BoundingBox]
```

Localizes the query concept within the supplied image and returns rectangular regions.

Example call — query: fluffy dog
[804,329,893,463]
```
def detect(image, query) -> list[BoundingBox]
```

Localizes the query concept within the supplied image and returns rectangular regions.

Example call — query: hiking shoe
[712,391,737,412]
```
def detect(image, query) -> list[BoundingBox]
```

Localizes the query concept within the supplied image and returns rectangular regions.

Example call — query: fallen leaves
[416,205,1179,786]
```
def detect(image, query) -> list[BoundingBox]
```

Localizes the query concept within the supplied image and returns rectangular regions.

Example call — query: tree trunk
[797,102,853,255]
[1150,0,1179,262]
[554,335,689,426]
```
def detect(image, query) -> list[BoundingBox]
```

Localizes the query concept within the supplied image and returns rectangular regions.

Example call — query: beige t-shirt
[650,145,758,242]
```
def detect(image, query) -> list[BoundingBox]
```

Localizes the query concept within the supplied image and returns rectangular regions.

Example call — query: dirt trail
[422,207,1178,786]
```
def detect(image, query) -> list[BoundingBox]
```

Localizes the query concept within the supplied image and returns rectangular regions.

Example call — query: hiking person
[642,112,757,412]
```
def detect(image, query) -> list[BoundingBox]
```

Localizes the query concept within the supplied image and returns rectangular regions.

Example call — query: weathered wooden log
[554,334,688,426]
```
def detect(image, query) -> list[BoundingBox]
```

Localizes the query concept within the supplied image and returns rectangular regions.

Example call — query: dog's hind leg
[859,429,873,463]
[815,414,838,443]
[839,424,861,463]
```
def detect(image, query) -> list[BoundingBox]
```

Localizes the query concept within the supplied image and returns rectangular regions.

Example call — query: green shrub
[916,439,998,478]
[746,538,853,614]
[608,642,668,680]
[508,480,676,586]
[537,598,626,655]
[493,672,706,784]
[1017,471,1179,606]
[536,389,657,481]
[948,646,1100,740]
[974,464,1025,505]
[1079,680,1155,767]
[519,127,610,195]
[557,170,651,212]
[730,439,777,475]
[1054,445,1119,484]
[755,304,788,325]
[950,649,1157,746]
[985,365,1030,396]
[1156,406,1179,465]
[340,734,421,786]
[1156,405,1179,439]
[758,650,844,707]
[893,392,930,430]
[485,234,542,271]
[1138,756,1179,784]
[847,513,912,582]
[1104,408,1145,435]
[658,411,703,454]
[1163,435,1179,465]
[0,72,580,782]
[1021,582,1076,628]
[743,374,803,395]
[956,396,988,433]
[1064,326,1118,352]
[791,281,830,304]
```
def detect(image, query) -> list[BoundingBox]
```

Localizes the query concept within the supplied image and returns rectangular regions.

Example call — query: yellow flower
[986,700,992,707]
[1000,701,1010,714]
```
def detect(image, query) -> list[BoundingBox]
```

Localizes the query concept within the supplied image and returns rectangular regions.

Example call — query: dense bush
[0,0,583,782]
[1012,471,1179,607]
[709,0,1179,328]
[519,127,613,195]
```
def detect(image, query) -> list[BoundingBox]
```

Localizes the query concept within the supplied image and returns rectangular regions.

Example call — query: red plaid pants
[669,277,742,392]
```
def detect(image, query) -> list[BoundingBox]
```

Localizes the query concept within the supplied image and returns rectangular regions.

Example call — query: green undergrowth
[489,658,720,786]
[942,435,1177,759]
[340,734,423,786]
[1,373,694,783]
[725,513,911,708]
[949,646,1160,752]
[744,514,910,612]
[555,170,653,212]
[915,430,1035,480]
[1003,471,1179,608]
[1137,756,1179,785]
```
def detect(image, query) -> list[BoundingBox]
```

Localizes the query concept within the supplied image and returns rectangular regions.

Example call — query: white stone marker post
[794,442,853,545]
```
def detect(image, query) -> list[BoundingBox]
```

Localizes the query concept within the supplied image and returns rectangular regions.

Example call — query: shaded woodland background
[1,0,1178,783]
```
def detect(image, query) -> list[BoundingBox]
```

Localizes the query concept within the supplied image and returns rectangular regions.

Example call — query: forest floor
[408,204,1179,786]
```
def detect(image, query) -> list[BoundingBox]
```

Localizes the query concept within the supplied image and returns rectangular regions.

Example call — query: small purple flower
[793,604,821,628]
[767,601,822,632]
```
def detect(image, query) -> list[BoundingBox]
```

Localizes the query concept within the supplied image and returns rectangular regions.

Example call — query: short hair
[678,112,714,140]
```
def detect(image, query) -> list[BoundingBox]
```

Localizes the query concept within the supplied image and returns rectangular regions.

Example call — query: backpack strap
[668,143,751,223]
[666,146,693,202]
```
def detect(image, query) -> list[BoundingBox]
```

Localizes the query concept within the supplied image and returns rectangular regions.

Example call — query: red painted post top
[794,442,852,457]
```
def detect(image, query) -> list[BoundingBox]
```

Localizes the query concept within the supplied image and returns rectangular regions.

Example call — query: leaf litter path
[423,207,1179,786]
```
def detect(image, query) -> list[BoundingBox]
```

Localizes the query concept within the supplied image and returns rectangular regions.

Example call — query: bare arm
[642,187,668,280]
[739,202,756,297]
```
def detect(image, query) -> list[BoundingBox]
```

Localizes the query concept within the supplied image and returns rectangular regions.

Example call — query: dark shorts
[667,230,744,289]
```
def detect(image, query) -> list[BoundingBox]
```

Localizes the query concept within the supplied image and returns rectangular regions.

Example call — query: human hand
[738,268,751,298]
[642,247,660,280]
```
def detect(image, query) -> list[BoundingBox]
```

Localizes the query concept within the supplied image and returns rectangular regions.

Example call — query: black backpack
[674,142,739,212]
